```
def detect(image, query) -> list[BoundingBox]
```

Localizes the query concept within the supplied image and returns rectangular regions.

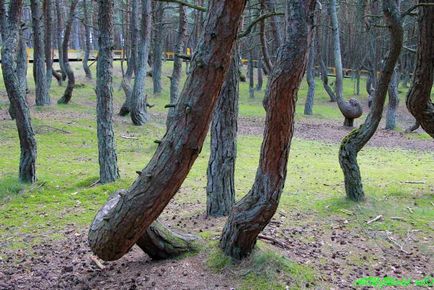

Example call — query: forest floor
[0,62,433,289]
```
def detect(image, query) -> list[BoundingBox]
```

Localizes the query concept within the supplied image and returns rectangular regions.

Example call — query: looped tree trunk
[88,0,247,262]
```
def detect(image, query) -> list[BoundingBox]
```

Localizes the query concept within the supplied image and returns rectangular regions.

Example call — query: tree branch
[401,3,434,17]
[156,0,206,12]
[238,12,284,38]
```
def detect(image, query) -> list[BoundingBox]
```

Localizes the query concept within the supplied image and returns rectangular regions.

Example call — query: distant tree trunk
[304,38,315,115]
[259,0,272,74]
[256,57,263,91]
[57,0,79,104]
[385,66,399,130]
[96,0,120,184]
[152,2,164,95]
[43,0,54,89]
[405,0,434,138]
[329,0,362,127]
[248,51,255,98]
[1,0,37,183]
[206,48,239,217]
[55,0,66,83]
[88,0,246,261]
[130,0,152,126]
[82,0,92,79]
[119,0,139,116]
[167,5,188,129]
[220,0,316,261]
[30,0,50,106]
[339,0,403,201]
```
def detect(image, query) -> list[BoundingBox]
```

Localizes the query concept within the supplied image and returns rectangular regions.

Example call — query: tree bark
[57,0,79,104]
[248,50,255,99]
[329,0,362,127]
[339,0,403,201]
[304,37,315,115]
[30,0,50,106]
[130,0,152,126]
[385,66,399,130]
[96,0,120,184]
[82,0,93,80]
[206,48,239,217]
[55,0,66,83]
[405,0,434,138]
[88,0,246,261]
[220,0,316,261]
[256,57,263,91]
[152,2,164,95]
[1,0,37,183]
[43,0,54,90]
[167,5,188,129]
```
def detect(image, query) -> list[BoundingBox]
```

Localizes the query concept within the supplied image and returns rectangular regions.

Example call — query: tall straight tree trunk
[167,5,188,129]
[152,2,164,95]
[119,0,139,116]
[339,0,403,201]
[220,0,316,261]
[55,0,66,83]
[1,0,37,183]
[256,57,263,91]
[385,66,399,130]
[82,0,92,79]
[329,0,362,127]
[43,0,54,89]
[206,48,240,217]
[30,0,50,105]
[304,36,315,115]
[130,0,152,126]
[88,0,246,261]
[96,0,119,184]
[405,0,434,138]
[248,50,255,99]
[10,27,28,120]
[57,0,79,104]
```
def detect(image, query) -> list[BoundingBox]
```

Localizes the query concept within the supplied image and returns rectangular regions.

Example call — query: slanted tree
[152,1,165,95]
[57,0,79,104]
[167,4,188,129]
[339,0,403,201]
[82,0,93,80]
[88,0,247,261]
[206,48,240,217]
[1,0,37,183]
[328,0,362,127]
[405,0,434,138]
[30,0,50,105]
[220,0,316,260]
[95,0,120,184]
[385,66,399,130]
[130,0,152,126]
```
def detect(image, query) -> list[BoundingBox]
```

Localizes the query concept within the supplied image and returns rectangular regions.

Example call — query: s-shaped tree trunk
[30,0,50,106]
[88,0,247,262]
[405,0,434,138]
[1,0,37,183]
[96,0,120,184]
[329,0,362,127]
[57,0,79,104]
[220,0,316,261]
[130,0,152,126]
[206,47,240,217]
[339,0,403,201]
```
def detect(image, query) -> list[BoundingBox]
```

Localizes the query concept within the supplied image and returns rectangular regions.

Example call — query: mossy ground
[0,62,433,288]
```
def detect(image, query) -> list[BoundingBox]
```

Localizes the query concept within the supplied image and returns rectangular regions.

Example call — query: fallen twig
[390,217,406,221]
[90,255,105,270]
[367,215,383,224]
[258,234,289,249]
[120,135,138,140]
[403,180,426,184]
[406,207,414,214]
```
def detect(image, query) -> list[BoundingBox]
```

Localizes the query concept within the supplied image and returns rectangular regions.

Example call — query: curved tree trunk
[130,0,152,126]
[43,0,53,90]
[152,2,164,95]
[304,38,315,115]
[405,0,434,138]
[1,0,37,183]
[329,0,362,127]
[385,66,399,130]
[31,0,50,106]
[206,48,239,217]
[96,0,120,184]
[339,0,403,201]
[82,0,92,80]
[88,0,246,261]
[167,5,188,129]
[57,0,79,104]
[220,0,316,261]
